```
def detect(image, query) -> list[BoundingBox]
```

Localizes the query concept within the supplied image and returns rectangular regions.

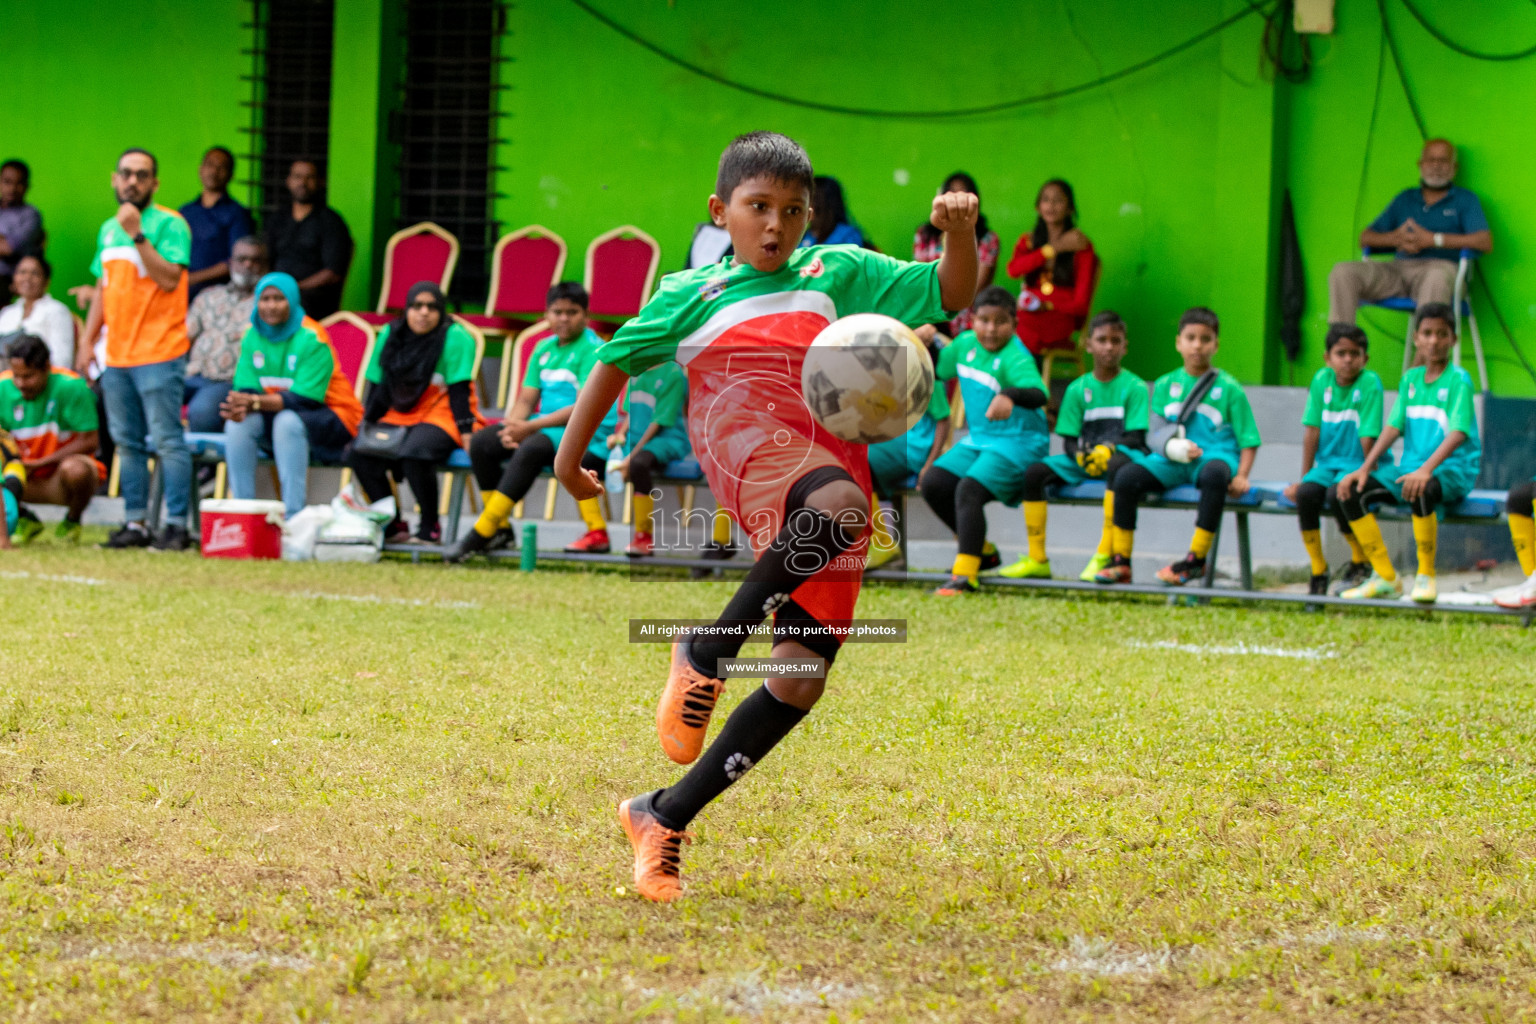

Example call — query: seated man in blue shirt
[179,146,255,300]
[1327,138,1492,323]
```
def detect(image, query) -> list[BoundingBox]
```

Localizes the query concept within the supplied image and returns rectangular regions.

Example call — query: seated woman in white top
[0,255,74,368]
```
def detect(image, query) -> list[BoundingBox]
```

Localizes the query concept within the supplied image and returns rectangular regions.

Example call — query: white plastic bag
[314,488,395,563]
[281,505,334,561]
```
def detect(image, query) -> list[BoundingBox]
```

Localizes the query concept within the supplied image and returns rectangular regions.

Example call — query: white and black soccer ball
[801,313,935,444]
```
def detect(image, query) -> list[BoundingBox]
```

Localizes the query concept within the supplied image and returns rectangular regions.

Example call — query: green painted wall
[0,1,247,299]
[500,0,1284,385]
[1286,0,1536,395]
[8,0,1535,398]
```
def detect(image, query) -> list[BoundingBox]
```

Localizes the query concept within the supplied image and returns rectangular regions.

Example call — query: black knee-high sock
[688,508,856,676]
[920,466,961,535]
[652,684,807,829]
[955,476,994,557]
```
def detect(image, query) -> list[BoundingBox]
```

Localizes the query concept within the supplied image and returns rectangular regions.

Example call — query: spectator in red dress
[914,171,999,339]
[1006,178,1097,358]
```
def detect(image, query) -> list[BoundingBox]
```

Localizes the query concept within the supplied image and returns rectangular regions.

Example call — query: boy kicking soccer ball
[1337,303,1480,604]
[1000,310,1148,582]
[554,131,979,901]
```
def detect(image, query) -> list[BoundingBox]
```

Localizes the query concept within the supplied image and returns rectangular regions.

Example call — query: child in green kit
[1098,307,1261,586]
[864,335,950,569]
[1282,323,1386,595]
[920,286,1050,595]
[1337,302,1480,604]
[1000,310,1148,582]
[606,359,691,557]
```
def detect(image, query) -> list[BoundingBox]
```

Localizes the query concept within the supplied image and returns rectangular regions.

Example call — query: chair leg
[108,452,121,498]
[623,481,633,525]
[438,472,452,516]
[1201,520,1222,589]
[214,461,227,500]
[513,499,524,519]
[146,457,162,532]
[681,484,695,517]
[338,467,353,494]
[543,477,557,520]
[445,471,466,541]
[1467,309,1488,392]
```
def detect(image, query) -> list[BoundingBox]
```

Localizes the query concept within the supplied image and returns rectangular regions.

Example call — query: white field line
[291,589,480,610]
[641,970,875,1013]
[1047,926,1399,978]
[69,942,312,972]
[1129,639,1337,660]
[0,570,108,586]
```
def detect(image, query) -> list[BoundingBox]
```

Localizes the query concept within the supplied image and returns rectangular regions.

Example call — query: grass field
[2,539,1535,1022]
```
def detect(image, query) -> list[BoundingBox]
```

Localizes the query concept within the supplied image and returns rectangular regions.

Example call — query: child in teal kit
[1099,307,1261,586]
[1282,322,1387,595]
[919,286,1051,595]
[865,338,950,569]
[1337,302,1480,604]
[1001,310,1148,582]
[607,360,691,556]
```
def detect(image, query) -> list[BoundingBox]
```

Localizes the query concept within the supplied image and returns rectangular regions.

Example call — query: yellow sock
[952,552,981,582]
[1412,514,1437,578]
[473,491,515,538]
[578,496,606,532]
[1511,514,1535,576]
[870,500,895,551]
[1023,501,1048,563]
[712,508,732,545]
[1349,513,1396,582]
[1097,493,1114,557]
[1112,526,1134,559]
[1190,527,1215,560]
[1301,528,1328,576]
[633,492,655,536]
[1344,529,1366,565]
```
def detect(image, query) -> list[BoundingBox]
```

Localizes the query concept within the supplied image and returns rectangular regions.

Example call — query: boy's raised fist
[930,191,979,233]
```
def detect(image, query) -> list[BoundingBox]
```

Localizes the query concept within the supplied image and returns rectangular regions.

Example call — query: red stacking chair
[359,222,460,326]
[460,226,567,337]
[319,311,379,399]
[584,225,660,336]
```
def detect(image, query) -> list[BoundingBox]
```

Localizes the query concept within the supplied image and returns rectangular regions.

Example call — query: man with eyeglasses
[79,147,196,551]
[1327,138,1494,325]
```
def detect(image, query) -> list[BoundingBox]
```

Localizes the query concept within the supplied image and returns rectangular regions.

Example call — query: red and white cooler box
[199,499,286,560]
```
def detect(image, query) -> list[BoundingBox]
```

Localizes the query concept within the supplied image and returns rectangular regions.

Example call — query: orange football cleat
[656,638,725,764]
[565,528,611,553]
[618,792,693,902]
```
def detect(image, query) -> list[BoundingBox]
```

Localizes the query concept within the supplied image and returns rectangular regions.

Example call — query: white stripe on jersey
[1320,408,1360,426]
[1082,405,1125,422]
[676,290,839,366]
[1406,405,1450,432]
[540,368,579,385]
[100,244,147,277]
[628,391,657,408]
[956,363,1001,393]
[9,423,74,442]
[258,375,295,391]
[1166,401,1224,426]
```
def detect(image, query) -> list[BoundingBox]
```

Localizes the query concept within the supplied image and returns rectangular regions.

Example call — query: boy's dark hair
[972,285,1016,317]
[119,147,158,176]
[547,281,589,310]
[715,131,814,202]
[1324,322,1368,352]
[1087,310,1126,335]
[1178,306,1220,334]
[1415,302,1458,335]
[205,145,236,169]
[6,333,50,370]
[17,254,51,281]
[1,159,29,185]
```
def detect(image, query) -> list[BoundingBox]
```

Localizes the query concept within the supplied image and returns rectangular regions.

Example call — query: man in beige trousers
[1328,139,1493,323]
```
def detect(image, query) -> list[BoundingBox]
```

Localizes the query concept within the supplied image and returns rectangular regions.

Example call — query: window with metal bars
[395,0,506,304]
[243,0,335,222]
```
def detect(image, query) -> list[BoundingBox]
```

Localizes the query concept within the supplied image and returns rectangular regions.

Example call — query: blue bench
[891,474,1508,591]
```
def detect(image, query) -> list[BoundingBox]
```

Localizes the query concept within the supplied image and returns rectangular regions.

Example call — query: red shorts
[733,441,870,632]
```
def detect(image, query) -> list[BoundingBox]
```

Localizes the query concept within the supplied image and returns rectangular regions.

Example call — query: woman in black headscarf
[348,281,482,543]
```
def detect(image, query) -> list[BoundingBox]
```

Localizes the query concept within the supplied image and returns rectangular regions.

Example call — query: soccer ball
[801,314,935,444]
